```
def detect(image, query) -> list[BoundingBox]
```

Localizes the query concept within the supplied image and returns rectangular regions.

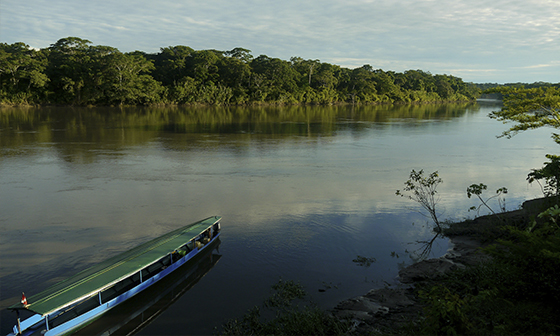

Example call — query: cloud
[518,62,560,69]
[1,0,559,83]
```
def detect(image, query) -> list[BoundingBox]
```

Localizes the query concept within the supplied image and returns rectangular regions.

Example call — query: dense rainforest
[1,37,482,106]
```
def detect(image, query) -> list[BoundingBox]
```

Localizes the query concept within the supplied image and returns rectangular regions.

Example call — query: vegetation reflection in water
[0,102,479,146]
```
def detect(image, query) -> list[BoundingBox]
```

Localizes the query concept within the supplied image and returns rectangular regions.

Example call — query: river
[0,101,554,335]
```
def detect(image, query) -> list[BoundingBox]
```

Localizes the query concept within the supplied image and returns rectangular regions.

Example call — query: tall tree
[488,85,560,200]
[47,37,93,104]
[191,50,221,84]
[152,45,195,86]
[224,47,253,63]
[250,55,298,101]
[347,65,378,102]
[434,75,453,99]
[0,42,49,103]
[217,56,251,102]
[103,52,162,105]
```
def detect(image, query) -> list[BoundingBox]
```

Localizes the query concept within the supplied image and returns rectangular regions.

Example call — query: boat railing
[49,295,99,328]
[101,273,141,303]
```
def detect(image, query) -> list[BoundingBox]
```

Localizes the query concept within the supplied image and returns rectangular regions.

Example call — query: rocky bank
[331,235,491,333]
[331,201,539,334]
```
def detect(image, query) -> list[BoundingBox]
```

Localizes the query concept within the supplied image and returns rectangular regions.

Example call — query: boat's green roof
[9,216,221,316]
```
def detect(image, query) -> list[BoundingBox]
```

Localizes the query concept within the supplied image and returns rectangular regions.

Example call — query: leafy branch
[396,169,443,230]
[466,183,508,220]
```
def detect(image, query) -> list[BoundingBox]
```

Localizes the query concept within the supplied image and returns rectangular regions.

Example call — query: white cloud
[1,0,559,83]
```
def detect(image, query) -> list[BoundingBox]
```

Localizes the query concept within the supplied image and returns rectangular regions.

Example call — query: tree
[0,42,49,103]
[47,37,94,104]
[527,154,560,198]
[83,45,120,103]
[290,57,320,87]
[466,183,508,219]
[224,47,253,63]
[191,50,221,84]
[434,75,453,99]
[1,37,483,106]
[347,65,378,103]
[488,86,560,202]
[372,69,402,102]
[152,45,195,86]
[250,55,298,102]
[396,169,443,230]
[103,52,162,105]
[488,86,560,143]
[217,56,251,103]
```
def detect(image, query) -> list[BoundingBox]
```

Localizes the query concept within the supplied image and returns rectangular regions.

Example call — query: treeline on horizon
[0,36,541,107]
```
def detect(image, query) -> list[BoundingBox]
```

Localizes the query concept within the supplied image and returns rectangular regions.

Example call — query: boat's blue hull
[8,232,220,336]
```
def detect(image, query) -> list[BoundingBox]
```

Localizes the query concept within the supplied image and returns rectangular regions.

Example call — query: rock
[332,287,422,333]
[364,287,416,308]
[332,233,488,333]
[334,295,389,318]
[331,198,545,334]
[398,258,458,283]
[445,236,491,266]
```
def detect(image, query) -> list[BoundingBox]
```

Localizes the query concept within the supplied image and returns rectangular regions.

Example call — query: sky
[1,0,559,84]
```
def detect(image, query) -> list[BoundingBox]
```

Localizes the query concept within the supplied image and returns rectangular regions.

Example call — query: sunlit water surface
[0,102,555,334]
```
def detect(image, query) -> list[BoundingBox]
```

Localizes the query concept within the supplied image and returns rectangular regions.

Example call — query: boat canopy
[8,216,221,316]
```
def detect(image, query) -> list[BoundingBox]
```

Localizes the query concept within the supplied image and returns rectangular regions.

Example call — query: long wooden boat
[75,240,222,336]
[6,216,222,336]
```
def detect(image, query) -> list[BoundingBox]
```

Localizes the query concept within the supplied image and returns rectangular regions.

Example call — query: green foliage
[487,86,560,143]
[219,279,351,336]
[1,37,481,106]
[414,205,560,335]
[0,42,49,104]
[527,154,560,198]
[419,285,473,335]
[537,204,560,228]
[396,169,443,230]
[417,260,560,335]
[466,183,508,218]
[487,84,560,206]
[484,217,560,304]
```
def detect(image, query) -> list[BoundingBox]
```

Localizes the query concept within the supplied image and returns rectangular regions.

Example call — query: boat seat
[50,309,78,328]
[102,288,117,302]
[102,277,136,302]
[146,262,164,275]
[113,278,134,292]
[74,297,99,315]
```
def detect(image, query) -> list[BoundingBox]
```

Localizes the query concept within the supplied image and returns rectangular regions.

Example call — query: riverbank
[0,99,478,108]
[332,197,552,334]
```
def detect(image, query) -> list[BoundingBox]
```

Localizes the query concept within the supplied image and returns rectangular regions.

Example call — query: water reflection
[409,233,442,261]
[0,103,479,153]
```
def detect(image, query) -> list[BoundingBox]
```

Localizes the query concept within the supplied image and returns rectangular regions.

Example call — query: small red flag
[21,292,27,306]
